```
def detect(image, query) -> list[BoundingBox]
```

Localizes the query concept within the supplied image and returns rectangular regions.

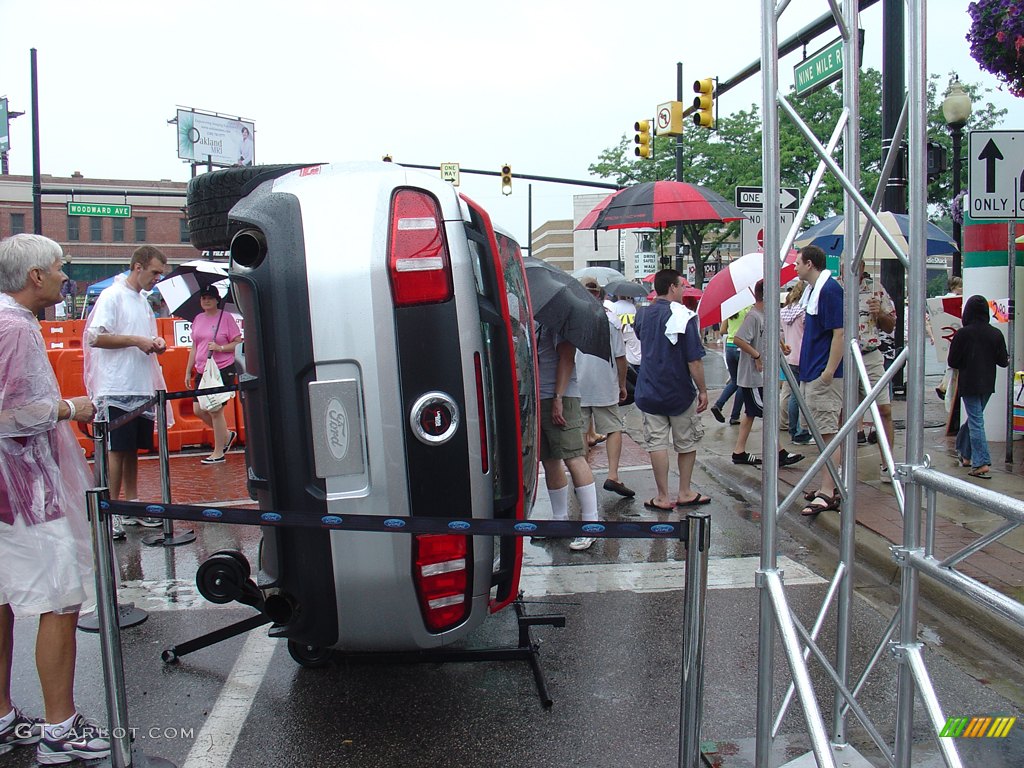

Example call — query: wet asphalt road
[5,352,1021,767]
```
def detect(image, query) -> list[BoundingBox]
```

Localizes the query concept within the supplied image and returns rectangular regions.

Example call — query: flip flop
[968,468,992,479]
[677,493,712,507]
[800,492,839,516]
[643,498,676,511]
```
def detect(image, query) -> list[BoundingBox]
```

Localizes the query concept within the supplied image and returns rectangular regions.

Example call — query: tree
[588,68,1005,285]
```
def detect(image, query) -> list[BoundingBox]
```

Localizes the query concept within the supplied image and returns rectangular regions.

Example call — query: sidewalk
[691,390,1024,619]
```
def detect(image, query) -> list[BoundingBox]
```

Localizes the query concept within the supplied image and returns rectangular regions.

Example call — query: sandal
[968,467,992,480]
[677,493,712,507]
[732,451,762,466]
[643,498,676,511]
[801,492,839,516]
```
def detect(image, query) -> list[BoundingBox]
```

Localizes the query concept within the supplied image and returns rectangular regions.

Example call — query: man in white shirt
[84,246,168,532]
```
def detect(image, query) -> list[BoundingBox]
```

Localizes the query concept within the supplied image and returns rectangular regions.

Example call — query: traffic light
[500,164,512,195]
[382,154,393,162]
[926,140,948,182]
[634,120,652,159]
[693,78,716,129]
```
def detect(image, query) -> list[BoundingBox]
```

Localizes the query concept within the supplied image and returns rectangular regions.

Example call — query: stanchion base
[78,603,148,633]
[93,746,177,768]
[141,530,197,547]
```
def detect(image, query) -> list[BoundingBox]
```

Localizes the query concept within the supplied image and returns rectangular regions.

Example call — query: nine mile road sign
[968,130,1024,220]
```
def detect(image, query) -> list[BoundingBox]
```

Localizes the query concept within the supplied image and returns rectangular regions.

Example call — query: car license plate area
[309,378,366,479]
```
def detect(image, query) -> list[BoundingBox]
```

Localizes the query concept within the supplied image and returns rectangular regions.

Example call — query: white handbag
[197,362,232,412]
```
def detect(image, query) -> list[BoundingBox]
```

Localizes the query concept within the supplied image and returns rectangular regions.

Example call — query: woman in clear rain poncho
[0,234,111,762]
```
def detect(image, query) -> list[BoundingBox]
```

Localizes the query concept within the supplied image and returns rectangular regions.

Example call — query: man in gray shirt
[730,280,804,469]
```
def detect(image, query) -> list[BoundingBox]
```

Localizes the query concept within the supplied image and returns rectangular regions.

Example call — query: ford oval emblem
[448,520,471,530]
[581,523,605,534]
[146,504,165,514]
[260,512,282,522]
[514,522,537,532]
[650,524,674,534]
[100,500,110,510]
[325,397,349,462]
[202,508,223,519]
[383,518,406,528]
[322,515,343,525]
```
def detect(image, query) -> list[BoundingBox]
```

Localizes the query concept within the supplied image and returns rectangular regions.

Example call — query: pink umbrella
[697,251,799,329]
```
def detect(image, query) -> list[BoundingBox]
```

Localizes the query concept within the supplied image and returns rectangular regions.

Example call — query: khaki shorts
[539,396,586,461]
[802,376,843,434]
[582,404,624,435]
[641,400,704,454]
[857,348,891,406]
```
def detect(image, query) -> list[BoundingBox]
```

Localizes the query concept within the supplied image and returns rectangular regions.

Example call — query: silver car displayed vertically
[186,161,538,664]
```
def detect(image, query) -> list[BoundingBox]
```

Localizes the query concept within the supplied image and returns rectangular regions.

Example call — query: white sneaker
[111,517,126,540]
[569,536,596,551]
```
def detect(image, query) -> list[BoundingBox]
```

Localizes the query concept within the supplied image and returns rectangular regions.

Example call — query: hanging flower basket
[967,1,1024,97]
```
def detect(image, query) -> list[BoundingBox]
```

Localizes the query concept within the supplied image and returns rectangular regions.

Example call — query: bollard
[142,390,195,547]
[678,511,711,768]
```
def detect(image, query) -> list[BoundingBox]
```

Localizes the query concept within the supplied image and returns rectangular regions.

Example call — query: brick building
[0,172,203,291]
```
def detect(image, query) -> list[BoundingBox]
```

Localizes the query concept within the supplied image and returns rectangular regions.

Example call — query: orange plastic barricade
[47,349,94,458]
[40,319,85,350]
[158,347,209,452]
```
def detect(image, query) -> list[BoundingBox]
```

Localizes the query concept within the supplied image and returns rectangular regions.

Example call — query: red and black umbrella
[575,181,745,231]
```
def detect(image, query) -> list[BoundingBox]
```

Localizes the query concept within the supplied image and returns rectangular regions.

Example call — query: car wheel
[287,640,333,669]
[186,163,319,250]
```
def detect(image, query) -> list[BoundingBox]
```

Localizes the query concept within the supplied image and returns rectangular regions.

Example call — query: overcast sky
[2,1,1019,246]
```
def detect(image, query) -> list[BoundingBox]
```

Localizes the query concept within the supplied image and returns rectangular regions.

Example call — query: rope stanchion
[78,421,148,633]
[678,511,711,768]
[86,489,175,768]
[141,390,196,548]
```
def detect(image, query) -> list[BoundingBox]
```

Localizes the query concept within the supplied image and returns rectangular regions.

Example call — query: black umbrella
[604,279,647,299]
[154,260,237,320]
[522,257,610,360]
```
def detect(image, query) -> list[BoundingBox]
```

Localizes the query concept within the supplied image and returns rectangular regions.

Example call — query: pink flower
[997,30,1007,42]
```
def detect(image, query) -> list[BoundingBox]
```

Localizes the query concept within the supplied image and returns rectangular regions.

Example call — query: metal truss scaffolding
[755,1,1022,767]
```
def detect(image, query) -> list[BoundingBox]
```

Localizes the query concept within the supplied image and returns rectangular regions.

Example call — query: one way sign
[968,130,1024,220]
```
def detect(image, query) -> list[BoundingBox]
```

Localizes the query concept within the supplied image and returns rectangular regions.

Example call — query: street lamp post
[942,75,972,278]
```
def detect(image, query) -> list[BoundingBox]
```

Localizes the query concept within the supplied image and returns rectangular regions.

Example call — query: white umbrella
[570,266,626,286]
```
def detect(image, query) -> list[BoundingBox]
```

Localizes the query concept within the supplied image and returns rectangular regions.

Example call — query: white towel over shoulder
[664,302,698,345]
[798,269,832,315]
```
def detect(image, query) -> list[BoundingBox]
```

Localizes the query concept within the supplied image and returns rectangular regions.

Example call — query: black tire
[186,163,319,251]
[287,640,333,669]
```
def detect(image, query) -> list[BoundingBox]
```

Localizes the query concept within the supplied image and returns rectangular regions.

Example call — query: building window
[10,213,25,235]
[91,217,102,242]
[134,216,147,242]
[67,216,80,241]
[179,219,190,243]
[112,218,124,242]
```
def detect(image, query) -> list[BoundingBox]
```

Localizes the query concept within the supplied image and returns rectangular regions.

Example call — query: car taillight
[414,534,470,632]
[388,189,453,306]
